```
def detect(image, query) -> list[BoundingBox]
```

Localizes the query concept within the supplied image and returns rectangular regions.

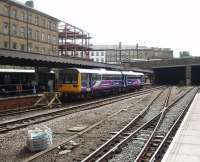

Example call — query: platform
[162,92,200,162]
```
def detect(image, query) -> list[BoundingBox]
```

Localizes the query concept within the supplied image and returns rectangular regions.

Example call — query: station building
[0,0,60,55]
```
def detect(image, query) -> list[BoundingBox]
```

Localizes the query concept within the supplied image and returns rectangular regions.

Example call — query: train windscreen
[59,69,78,84]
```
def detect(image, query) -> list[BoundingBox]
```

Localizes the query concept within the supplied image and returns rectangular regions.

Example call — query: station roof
[0,48,122,70]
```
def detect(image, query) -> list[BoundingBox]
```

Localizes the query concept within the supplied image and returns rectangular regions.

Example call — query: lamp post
[119,42,122,64]
[136,43,139,59]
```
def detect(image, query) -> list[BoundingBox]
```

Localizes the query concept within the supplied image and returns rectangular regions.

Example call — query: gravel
[108,87,195,162]
[0,90,159,162]
[0,87,191,162]
[109,130,152,162]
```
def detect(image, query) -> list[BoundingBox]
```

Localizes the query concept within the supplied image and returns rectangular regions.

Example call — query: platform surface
[162,92,200,162]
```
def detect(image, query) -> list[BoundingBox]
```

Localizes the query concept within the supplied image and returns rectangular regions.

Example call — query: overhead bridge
[123,57,200,85]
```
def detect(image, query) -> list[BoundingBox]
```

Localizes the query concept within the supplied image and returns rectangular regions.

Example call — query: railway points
[0,84,198,162]
[161,90,200,162]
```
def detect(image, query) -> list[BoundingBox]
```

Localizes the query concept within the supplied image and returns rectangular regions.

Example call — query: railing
[0,83,34,96]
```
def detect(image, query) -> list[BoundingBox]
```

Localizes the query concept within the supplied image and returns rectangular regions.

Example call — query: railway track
[22,86,167,162]
[80,87,172,162]
[0,87,164,134]
[0,87,161,118]
[135,87,198,162]
[80,87,196,162]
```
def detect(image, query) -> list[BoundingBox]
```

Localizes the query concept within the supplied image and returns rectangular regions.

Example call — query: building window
[42,18,46,27]
[28,14,32,23]
[28,43,32,52]
[52,36,56,44]
[12,24,17,36]
[11,9,17,18]
[12,42,17,49]
[41,48,45,54]
[52,46,57,53]
[20,27,25,37]
[48,49,51,54]
[35,46,39,52]
[35,31,39,40]
[52,23,56,30]
[101,58,104,62]
[101,52,104,56]
[20,44,25,51]
[91,52,94,56]
[4,5,9,16]
[47,34,51,43]
[96,58,99,62]
[21,11,25,21]
[28,28,32,39]
[96,52,99,56]
[4,42,8,48]
[47,20,51,29]
[35,16,39,25]
[3,22,9,34]
[42,32,45,41]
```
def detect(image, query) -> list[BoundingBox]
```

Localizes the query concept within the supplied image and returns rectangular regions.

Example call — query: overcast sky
[21,0,200,57]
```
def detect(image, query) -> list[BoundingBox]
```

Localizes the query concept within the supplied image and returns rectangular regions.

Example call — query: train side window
[92,74,101,81]
[81,73,87,82]
[127,76,137,80]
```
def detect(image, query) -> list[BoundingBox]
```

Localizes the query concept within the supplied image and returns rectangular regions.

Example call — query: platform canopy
[0,48,122,70]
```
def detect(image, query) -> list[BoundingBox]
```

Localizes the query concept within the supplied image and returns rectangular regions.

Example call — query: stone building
[89,50,106,63]
[179,51,192,58]
[90,45,173,64]
[0,0,60,55]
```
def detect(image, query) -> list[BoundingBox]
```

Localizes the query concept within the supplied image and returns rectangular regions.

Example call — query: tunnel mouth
[153,66,186,85]
[191,65,200,85]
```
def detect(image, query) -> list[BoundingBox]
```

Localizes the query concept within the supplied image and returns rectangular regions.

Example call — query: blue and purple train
[57,68,144,97]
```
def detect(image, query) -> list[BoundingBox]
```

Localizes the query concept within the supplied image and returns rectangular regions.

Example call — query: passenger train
[57,68,144,97]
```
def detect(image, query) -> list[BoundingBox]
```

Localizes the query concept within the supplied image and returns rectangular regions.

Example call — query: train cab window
[59,70,78,84]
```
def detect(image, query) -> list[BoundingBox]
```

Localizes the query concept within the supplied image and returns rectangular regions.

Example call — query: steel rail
[0,87,164,134]
[80,88,168,162]
[135,87,197,162]
[135,88,173,162]
[82,87,193,162]
[0,86,163,118]
[22,91,150,162]
[93,88,171,162]
[95,113,162,162]
[149,87,199,162]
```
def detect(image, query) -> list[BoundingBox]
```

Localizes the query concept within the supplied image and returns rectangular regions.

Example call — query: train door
[86,74,92,93]
[122,74,126,91]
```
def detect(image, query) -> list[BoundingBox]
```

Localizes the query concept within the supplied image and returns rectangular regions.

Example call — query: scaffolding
[58,22,91,59]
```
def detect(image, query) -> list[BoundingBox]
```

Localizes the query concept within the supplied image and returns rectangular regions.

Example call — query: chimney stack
[25,0,34,8]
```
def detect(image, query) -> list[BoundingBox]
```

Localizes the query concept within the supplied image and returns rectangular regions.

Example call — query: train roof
[73,68,101,74]
[121,71,144,76]
[67,68,122,75]
[98,69,122,75]
[134,72,144,76]
[121,71,140,75]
